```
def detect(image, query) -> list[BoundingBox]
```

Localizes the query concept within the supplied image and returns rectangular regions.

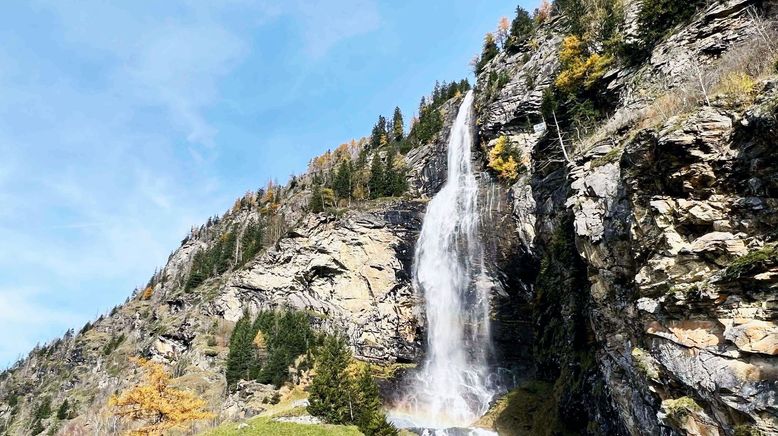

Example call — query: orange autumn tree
[109,358,213,435]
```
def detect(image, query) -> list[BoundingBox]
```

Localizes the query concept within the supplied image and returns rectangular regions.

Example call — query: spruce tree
[383,149,406,197]
[238,220,264,267]
[309,183,325,213]
[368,155,385,199]
[333,160,353,200]
[475,33,499,75]
[215,229,237,274]
[369,116,388,149]
[391,107,404,142]
[225,311,255,389]
[355,367,398,436]
[185,249,210,291]
[307,335,354,424]
[507,6,534,51]
[56,399,70,420]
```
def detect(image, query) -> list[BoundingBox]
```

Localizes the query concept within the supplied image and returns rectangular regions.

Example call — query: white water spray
[394,91,496,431]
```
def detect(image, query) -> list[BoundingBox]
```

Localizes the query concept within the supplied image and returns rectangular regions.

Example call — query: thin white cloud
[264,0,381,59]
[0,0,384,367]
[0,288,82,367]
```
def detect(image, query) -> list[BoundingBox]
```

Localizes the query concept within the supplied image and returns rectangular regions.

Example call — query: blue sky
[0,0,536,367]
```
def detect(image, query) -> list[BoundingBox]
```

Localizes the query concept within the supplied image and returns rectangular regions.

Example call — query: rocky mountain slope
[2,1,777,435]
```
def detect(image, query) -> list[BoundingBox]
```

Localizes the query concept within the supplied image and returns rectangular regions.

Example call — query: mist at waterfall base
[388,91,502,435]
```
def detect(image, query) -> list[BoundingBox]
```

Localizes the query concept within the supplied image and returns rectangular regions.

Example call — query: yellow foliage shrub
[140,286,153,301]
[488,136,523,183]
[715,71,756,105]
[555,36,612,93]
[253,330,267,349]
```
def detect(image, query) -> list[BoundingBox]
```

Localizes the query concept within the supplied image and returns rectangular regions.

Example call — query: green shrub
[629,0,705,62]
[662,396,702,420]
[591,147,622,168]
[102,333,125,356]
[734,424,762,436]
[722,245,778,281]
[56,399,72,420]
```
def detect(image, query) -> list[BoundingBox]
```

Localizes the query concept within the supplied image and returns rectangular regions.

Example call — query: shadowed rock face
[473,1,778,434]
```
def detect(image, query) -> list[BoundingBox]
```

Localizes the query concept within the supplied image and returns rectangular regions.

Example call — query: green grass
[476,380,568,436]
[201,416,362,436]
[590,147,622,168]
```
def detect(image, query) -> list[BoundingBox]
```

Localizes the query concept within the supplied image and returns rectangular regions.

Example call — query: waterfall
[392,90,496,432]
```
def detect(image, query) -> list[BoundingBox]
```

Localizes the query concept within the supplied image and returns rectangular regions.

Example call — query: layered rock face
[476,0,778,434]
[215,204,425,362]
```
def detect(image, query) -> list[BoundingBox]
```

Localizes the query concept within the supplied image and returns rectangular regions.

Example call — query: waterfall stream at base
[390,91,498,435]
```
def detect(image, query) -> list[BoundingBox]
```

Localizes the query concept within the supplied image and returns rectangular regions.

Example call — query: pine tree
[354,367,397,436]
[215,229,237,275]
[333,159,353,201]
[309,183,325,213]
[185,249,210,291]
[507,6,534,51]
[368,155,385,199]
[391,107,404,143]
[308,338,397,436]
[307,335,354,424]
[475,33,499,75]
[369,116,388,149]
[257,311,317,387]
[226,312,255,389]
[239,220,264,267]
[56,399,71,420]
[383,149,407,197]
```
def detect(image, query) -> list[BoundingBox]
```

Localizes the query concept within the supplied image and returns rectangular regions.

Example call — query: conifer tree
[215,229,237,275]
[383,149,407,197]
[391,107,404,142]
[185,249,210,291]
[507,6,534,51]
[309,183,325,213]
[307,335,354,424]
[110,358,213,434]
[226,311,255,389]
[355,367,397,436]
[368,155,385,199]
[475,33,499,74]
[369,116,388,149]
[238,220,264,267]
[333,159,353,201]
[308,337,398,436]
[56,399,71,420]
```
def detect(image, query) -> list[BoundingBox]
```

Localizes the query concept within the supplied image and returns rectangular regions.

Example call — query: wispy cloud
[0,288,82,366]
[288,0,381,59]
[0,0,384,367]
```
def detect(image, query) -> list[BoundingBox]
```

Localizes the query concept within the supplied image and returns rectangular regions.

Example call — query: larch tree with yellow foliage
[109,358,213,435]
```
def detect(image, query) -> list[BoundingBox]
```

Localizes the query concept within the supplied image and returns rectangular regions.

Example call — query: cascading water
[391,91,497,433]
